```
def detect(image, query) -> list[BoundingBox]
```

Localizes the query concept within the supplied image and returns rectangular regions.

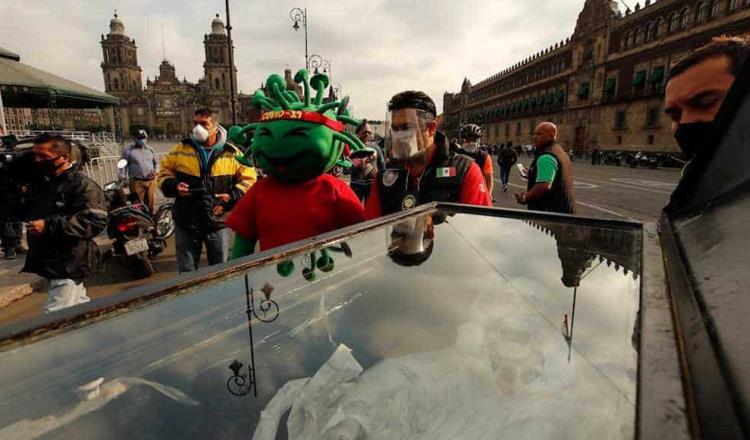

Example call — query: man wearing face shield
[664,35,750,166]
[364,91,491,219]
[158,108,257,273]
[457,124,494,196]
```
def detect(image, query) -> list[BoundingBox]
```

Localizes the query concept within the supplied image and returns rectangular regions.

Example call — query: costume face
[229,70,367,183]
[253,119,340,182]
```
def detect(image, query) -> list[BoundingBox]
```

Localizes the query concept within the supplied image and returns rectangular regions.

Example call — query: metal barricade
[82,153,167,188]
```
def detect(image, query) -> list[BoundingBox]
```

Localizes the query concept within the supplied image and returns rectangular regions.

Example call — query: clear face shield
[386,109,432,161]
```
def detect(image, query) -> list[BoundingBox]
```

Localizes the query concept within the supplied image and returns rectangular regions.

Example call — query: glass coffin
[0,208,642,439]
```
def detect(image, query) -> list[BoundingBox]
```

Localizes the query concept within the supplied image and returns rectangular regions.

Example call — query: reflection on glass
[0,211,641,439]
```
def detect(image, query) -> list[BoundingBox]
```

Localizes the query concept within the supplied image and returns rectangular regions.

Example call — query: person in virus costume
[225,69,367,257]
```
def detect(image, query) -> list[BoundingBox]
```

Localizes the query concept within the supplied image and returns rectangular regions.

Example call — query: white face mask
[192,124,210,144]
[462,141,479,153]
[391,129,419,160]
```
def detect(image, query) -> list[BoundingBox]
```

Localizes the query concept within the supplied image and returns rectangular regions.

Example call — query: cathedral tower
[100,11,142,97]
[203,14,231,94]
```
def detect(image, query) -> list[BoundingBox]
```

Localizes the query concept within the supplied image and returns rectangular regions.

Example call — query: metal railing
[8,129,117,143]
[82,153,167,188]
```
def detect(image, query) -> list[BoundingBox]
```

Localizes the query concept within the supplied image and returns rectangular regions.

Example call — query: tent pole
[0,88,7,135]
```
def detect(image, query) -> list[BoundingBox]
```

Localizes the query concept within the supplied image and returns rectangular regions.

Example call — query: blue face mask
[135,138,146,147]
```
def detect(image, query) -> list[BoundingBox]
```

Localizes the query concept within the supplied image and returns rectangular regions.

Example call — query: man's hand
[26,219,46,236]
[514,192,527,205]
[212,205,225,217]
[214,193,231,203]
[177,182,191,197]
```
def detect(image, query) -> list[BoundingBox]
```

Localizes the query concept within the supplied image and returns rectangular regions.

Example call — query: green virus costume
[225,70,368,262]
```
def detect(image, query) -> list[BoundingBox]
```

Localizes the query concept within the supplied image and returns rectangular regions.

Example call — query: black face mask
[673,121,714,161]
[35,157,63,178]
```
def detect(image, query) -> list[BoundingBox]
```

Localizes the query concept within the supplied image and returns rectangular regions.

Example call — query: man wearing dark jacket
[22,134,108,312]
[514,122,577,214]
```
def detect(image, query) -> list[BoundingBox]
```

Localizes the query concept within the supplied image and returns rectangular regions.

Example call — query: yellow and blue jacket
[158,127,257,231]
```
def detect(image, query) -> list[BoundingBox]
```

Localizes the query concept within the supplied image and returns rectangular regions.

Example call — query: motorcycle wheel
[154,204,175,239]
[131,252,155,279]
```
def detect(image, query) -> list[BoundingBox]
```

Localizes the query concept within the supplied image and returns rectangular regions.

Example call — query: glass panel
[0,210,641,439]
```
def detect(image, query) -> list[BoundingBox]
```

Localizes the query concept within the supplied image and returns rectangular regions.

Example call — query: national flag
[436,167,456,178]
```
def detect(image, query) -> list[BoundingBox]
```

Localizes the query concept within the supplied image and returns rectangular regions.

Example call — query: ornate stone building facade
[101,13,236,137]
[443,0,750,153]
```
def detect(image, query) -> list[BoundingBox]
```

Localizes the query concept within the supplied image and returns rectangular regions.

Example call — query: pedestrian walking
[515,122,577,214]
[119,129,158,213]
[158,108,257,273]
[21,134,108,312]
[497,143,518,192]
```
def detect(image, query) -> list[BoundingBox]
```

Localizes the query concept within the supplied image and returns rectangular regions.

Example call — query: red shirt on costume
[227,174,365,251]
[364,162,491,220]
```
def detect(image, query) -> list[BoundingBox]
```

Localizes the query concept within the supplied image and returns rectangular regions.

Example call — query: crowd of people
[0,34,746,314]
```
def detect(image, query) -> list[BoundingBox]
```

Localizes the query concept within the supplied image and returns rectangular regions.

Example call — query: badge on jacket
[401,194,417,210]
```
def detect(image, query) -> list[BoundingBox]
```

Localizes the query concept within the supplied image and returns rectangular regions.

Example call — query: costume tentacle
[231,236,256,259]
[316,102,341,114]
[310,74,330,106]
[334,131,366,152]
[294,70,312,107]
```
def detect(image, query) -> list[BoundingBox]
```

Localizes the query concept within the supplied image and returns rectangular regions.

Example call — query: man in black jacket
[21,134,107,313]
[497,143,518,192]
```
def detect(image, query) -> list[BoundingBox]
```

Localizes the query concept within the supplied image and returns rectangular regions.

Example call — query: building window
[696,1,707,22]
[215,78,221,90]
[680,8,690,29]
[631,70,647,89]
[577,83,591,100]
[604,77,617,98]
[656,18,665,37]
[516,122,522,135]
[709,0,719,18]
[669,12,680,32]
[648,135,655,145]
[646,106,660,127]
[729,0,739,10]
[615,110,627,130]
[617,135,623,145]
[635,27,644,45]
[113,78,119,90]
[645,23,654,42]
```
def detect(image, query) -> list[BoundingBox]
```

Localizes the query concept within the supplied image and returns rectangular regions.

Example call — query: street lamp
[289,7,308,70]
[225,0,238,125]
[308,54,331,79]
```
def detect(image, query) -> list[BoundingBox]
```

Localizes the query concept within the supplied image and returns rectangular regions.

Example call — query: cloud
[0,0,584,119]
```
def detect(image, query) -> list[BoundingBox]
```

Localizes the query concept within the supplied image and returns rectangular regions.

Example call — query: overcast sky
[1,0,591,120]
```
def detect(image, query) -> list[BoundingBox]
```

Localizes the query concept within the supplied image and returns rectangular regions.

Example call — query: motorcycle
[602,151,622,166]
[103,159,175,278]
[628,151,659,169]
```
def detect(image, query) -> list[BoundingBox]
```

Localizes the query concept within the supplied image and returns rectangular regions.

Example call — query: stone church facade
[100,13,236,138]
[443,0,750,153]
